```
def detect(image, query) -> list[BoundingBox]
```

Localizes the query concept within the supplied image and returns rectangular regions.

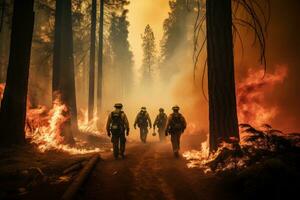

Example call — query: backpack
[171,113,183,131]
[110,111,124,133]
[137,112,148,127]
[156,114,166,128]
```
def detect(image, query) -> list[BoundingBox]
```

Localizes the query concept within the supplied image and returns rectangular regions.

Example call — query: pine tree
[206,0,239,151]
[89,0,96,120]
[52,0,78,144]
[160,0,190,80]
[141,24,156,85]
[97,0,104,115]
[108,6,133,98]
[0,0,34,146]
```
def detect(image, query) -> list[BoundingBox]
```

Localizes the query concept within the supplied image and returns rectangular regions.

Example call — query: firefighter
[165,105,187,158]
[134,107,152,143]
[106,103,130,159]
[153,108,168,142]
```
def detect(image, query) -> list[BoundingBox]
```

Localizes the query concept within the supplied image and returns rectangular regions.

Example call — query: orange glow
[78,109,100,135]
[0,83,5,99]
[26,96,101,154]
[237,65,288,126]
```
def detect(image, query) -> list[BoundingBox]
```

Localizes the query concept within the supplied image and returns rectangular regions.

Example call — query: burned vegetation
[184,124,300,199]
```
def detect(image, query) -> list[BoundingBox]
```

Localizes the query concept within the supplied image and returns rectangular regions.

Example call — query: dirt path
[77,141,224,200]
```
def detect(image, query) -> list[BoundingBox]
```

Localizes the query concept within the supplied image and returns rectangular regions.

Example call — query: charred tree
[206,0,239,151]
[88,0,96,121]
[52,0,77,144]
[0,0,34,146]
[97,0,104,115]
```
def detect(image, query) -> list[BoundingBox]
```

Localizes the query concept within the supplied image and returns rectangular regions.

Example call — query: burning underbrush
[0,83,107,154]
[25,98,104,155]
[183,124,300,174]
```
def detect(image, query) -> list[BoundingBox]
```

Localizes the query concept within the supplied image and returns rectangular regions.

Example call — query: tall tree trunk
[88,0,96,121]
[52,0,77,144]
[0,0,6,82]
[206,0,239,151]
[97,0,104,115]
[0,0,5,32]
[0,0,34,146]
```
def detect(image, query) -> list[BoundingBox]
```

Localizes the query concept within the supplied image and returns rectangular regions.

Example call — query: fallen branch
[61,154,99,200]
[63,161,87,175]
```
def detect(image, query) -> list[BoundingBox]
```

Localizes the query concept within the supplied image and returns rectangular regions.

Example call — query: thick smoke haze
[8,0,299,140]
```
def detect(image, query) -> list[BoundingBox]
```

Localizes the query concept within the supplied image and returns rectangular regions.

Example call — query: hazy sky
[127,0,170,69]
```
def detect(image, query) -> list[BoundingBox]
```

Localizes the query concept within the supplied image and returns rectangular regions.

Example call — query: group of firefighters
[106,103,187,159]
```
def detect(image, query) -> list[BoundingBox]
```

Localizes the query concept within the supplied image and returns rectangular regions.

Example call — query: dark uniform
[165,105,187,157]
[153,108,168,141]
[134,107,152,143]
[106,103,130,159]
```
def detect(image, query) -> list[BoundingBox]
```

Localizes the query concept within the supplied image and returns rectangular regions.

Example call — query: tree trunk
[88,0,96,121]
[97,0,104,115]
[52,0,77,144]
[0,0,34,146]
[206,0,239,151]
[0,0,5,32]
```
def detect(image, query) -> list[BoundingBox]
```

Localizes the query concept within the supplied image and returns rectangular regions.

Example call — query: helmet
[114,103,123,109]
[159,108,164,112]
[172,105,180,111]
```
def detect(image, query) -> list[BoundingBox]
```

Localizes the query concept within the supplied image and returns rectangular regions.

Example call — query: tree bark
[97,0,104,115]
[0,0,34,146]
[88,0,96,121]
[206,0,239,151]
[0,0,5,32]
[52,0,77,144]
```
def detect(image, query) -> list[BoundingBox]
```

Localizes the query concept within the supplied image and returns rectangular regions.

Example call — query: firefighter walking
[165,105,187,158]
[134,107,152,143]
[153,108,168,142]
[106,103,130,159]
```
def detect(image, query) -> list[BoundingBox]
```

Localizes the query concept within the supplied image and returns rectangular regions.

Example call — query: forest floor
[0,134,111,200]
[1,133,299,200]
[76,141,229,200]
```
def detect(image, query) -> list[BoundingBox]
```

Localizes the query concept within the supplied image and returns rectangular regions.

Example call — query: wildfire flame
[26,98,101,154]
[0,83,4,99]
[0,84,100,154]
[184,66,289,173]
[237,65,288,126]
[183,140,249,173]
[78,109,100,135]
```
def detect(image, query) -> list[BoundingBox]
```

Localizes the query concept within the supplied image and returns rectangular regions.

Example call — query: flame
[237,65,288,126]
[25,98,101,154]
[183,141,249,173]
[78,109,100,135]
[0,83,5,99]
[0,84,101,154]
[183,141,210,171]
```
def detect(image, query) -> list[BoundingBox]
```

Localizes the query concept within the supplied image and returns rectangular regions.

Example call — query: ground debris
[184,124,300,174]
